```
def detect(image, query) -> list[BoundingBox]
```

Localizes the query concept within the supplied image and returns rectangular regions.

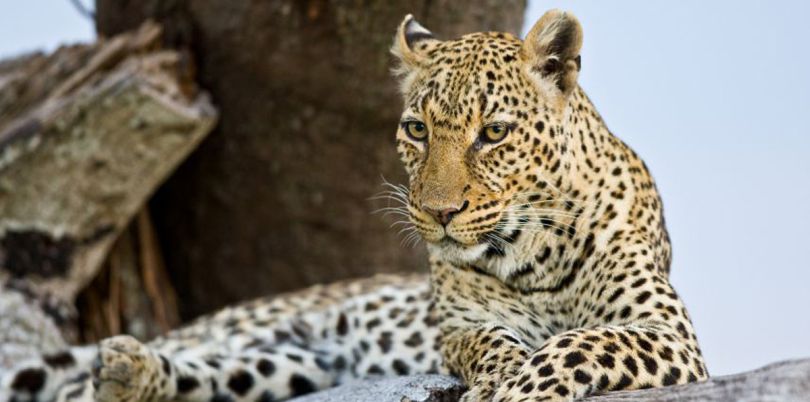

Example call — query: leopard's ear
[522,9,583,97]
[391,14,438,74]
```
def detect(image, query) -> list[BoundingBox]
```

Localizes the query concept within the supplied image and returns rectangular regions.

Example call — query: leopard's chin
[426,236,490,264]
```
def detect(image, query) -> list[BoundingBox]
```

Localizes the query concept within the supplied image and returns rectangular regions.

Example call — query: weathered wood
[135,209,181,336]
[288,359,810,402]
[76,209,181,343]
[0,21,216,365]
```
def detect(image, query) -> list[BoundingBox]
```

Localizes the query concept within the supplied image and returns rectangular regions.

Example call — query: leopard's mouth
[426,234,477,249]
[418,216,505,250]
[410,198,508,249]
[438,236,462,246]
[416,204,511,263]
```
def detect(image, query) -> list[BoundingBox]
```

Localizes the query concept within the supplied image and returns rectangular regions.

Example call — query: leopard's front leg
[442,325,531,402]
[492,323,707,402]
[430,261,542,401]
[442,324,532,401]
[490,258,709,402]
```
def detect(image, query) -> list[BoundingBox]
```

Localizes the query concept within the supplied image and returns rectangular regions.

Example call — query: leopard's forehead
[428,32,523,63]
[406,32,530,120]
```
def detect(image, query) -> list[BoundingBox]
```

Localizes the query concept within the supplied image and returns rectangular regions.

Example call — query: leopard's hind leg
[85,335,336,402]
[1,346,96,402]
[3,274,441,402]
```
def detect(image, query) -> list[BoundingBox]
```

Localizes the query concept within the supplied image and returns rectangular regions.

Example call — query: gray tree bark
[95,0,527,320]
[0,22,216,366]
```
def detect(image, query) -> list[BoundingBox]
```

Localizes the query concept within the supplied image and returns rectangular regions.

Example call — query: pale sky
[0,0,94,58]
[1,0,808,377]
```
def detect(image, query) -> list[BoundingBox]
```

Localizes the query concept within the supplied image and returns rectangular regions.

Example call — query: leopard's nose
[424,200,469,226]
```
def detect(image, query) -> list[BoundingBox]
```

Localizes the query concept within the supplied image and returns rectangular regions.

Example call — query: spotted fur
[1,9,706,402]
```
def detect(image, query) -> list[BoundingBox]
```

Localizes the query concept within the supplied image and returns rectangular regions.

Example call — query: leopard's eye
[402,121,428,141]
[480,123,510,144]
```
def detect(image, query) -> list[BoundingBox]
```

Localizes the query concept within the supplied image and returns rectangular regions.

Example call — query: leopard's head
[391,10,584,263]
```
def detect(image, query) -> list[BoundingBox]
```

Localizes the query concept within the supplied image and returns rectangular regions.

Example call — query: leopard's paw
[459,379,498,402]
[92,335,153,402]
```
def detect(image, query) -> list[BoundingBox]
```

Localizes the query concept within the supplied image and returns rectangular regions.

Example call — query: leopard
[1,9,708,402]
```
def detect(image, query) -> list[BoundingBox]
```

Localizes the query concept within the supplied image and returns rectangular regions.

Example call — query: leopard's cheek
[396,140,424,177]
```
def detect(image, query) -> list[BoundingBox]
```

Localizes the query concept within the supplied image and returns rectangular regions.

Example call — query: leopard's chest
[430,260,576,348]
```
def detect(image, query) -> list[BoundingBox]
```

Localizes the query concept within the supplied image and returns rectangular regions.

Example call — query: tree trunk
[95,0,527,320]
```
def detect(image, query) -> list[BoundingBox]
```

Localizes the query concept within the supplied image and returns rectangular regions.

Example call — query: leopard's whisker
[373,206,411,217]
